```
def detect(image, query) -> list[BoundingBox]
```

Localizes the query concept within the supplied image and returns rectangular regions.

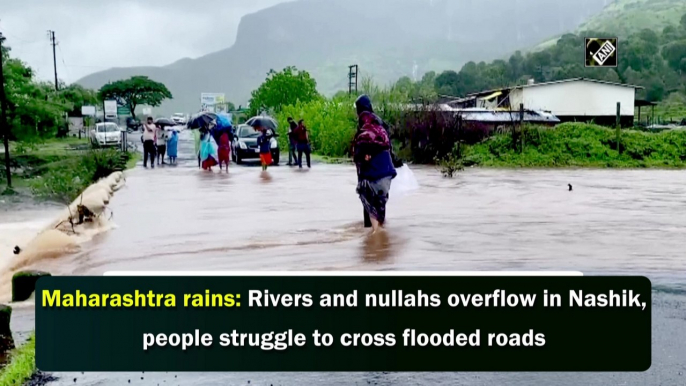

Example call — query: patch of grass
[10,137,89,157]
[126,152,141,169]
[461,122,686,168]
[0,333,35,386]
[29,149,130,203]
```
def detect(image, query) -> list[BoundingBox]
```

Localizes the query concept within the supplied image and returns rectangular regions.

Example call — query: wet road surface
[5,129,686,384]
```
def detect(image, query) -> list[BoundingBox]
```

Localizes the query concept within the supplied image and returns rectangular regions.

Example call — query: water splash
[0,172,125,302]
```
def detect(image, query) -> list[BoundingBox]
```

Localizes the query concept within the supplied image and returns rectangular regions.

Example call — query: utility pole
[616,102,621,154]
[49,30,58,91]
[348,65,358,95]
[0,32,11,189]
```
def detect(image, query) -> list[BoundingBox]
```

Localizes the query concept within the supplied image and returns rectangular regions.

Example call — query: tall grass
[0,334,35,386]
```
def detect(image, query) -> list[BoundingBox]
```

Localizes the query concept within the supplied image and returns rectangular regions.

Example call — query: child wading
[257,128,273,171]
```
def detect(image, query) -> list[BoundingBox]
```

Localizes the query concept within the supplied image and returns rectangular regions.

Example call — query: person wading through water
[257,127,274,171]
[353,95,398,233]
[354,95,403,228]
[295,119,311,169]
[155,125,168,165]
[142,116,157,169]
[287,117,298,166]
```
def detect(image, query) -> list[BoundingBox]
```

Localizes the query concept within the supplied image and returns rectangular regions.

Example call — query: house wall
[68,117,84,137]
[509,81,636,117]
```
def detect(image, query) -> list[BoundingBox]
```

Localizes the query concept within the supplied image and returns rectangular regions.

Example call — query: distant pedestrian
[257,127,274,171]
[166,129,178,164]
[295,119,311,169]
[142,116,157,168]
[156,125,168,165]
[287,117,298,166]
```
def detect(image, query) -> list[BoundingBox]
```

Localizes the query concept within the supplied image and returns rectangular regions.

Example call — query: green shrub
[276,95,358,157]
[460,122,686,168]
[30,149,129,202]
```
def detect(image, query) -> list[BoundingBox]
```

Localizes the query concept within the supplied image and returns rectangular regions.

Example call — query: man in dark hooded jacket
[354,94,404,228]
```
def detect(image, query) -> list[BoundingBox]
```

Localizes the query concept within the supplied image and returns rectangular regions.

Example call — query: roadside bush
[30,149,129,202]
[395,105,461,164]
[276,95,357,158]
[436,143,465,177]
[460,122,686,168]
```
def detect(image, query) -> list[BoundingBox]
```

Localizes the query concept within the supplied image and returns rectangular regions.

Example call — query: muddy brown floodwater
[3,129,685,385]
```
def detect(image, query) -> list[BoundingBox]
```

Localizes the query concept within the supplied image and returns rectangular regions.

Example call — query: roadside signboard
[200,93,225,112]
[142,107,152,116]
[104,100,118,119]
[104,100,117,114]
[81,105,96,116]
[117,106,131,116]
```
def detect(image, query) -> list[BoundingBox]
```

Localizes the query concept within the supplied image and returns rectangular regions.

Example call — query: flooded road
[46,130,686,285]
[4,129,686,384]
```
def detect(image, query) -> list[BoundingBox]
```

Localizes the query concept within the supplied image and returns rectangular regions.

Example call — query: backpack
[355,112,390,149]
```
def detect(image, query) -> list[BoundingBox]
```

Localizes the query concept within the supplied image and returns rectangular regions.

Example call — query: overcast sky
[0,0,288,84]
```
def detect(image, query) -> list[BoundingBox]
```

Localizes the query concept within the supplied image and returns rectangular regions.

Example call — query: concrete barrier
[0,304,14,353]
[12,271,51,302]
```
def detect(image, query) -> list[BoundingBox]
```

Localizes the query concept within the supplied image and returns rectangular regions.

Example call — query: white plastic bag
[390,165,420,198]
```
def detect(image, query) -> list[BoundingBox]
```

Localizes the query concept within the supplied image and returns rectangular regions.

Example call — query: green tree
[98,76,172,119]
[434,70,460,96]
[60,84,99,116]
[645,78,666,102]
[3,50,67,140]
[662,40,686,70]
[248,66,319,115]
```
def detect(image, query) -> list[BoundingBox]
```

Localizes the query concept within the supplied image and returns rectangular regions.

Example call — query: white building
[452,78,643,127]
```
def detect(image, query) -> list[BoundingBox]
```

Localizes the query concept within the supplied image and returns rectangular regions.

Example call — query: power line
[57,43,71,83]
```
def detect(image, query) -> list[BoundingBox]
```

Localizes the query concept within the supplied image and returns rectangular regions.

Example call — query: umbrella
[154,118,176,127]
[187,112,217,129]
[215,113,233,130]
[245,116,278,132]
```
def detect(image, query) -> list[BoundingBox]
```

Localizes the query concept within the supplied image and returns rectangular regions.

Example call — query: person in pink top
[142,116,157,168]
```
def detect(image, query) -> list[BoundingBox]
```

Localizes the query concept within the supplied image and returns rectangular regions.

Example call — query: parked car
[231,124,279,165]
[171,113,187,125]
[90,122,123,147]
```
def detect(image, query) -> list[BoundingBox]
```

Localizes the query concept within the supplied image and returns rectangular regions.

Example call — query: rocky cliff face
[78,0,607,115]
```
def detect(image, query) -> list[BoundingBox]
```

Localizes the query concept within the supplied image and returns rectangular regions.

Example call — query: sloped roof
[466,78,644,98]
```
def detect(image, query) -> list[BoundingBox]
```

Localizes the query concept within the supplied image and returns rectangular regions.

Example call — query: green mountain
[578,0,686,37]
[532,0,686,52]
[76,0,608,116]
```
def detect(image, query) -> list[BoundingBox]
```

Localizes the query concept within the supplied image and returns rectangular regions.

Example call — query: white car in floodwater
[90,122,123,147]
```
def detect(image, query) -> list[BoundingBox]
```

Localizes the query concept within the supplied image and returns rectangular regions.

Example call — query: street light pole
[0,32,12,189]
